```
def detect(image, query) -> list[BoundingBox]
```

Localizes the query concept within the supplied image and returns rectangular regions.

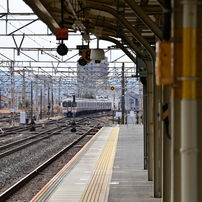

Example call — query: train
[62,97,112,117]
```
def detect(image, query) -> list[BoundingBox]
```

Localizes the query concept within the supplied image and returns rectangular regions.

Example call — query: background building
[77,58,109,98]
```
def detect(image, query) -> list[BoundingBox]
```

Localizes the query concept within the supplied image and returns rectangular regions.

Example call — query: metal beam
[100,36,136,63]
[124,0,162,41]
[85,3,155,61]
[8,18,39,35]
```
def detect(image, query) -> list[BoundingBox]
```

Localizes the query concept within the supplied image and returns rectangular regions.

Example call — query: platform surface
[108,125,161,202]
[31,125,161,202]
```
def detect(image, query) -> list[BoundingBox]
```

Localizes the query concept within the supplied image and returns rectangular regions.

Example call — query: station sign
[130,111,135,117]
[81,48,91,63]
[56,28,68,40]
[116,112,122,117]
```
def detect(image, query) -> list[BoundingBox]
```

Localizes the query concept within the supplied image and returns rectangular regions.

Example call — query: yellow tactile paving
[30,127,118,202]
[80,127,119,202]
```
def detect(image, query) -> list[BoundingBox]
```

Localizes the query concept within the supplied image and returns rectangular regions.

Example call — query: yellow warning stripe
[30,128,105,202]
[162,103,168,121]
[183,28,196,99]
[80,127,119,202]
[162,109,168,120]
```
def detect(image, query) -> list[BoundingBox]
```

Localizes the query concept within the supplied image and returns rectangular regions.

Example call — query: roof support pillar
[181,1,198,202]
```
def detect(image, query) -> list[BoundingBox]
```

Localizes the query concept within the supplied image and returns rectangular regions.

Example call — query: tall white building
[77,58,109,97]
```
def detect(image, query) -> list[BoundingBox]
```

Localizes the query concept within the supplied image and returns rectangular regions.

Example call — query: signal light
[110,86,115,91]
[78,57,87,66]
[57,43,68,56]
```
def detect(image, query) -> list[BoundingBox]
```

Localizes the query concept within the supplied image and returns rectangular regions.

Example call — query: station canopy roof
[22,0,163,57]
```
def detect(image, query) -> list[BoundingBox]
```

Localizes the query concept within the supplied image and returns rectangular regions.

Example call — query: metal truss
[0,0,136,110]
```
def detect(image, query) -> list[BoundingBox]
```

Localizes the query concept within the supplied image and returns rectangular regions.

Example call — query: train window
[63,101,67,107]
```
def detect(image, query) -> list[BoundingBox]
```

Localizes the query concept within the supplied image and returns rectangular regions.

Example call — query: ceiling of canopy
[22,0,163,59]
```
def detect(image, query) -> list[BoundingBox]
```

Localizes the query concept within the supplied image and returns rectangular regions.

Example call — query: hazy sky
[0,0,138,106]
[0,0,136,95]
[0,0,133,65]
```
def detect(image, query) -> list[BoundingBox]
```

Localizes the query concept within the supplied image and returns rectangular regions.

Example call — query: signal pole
[22,68,26,111]
[31,81,33,119]
[121,63,125,124]
[10,62,15,126]
[48,86,50,120]
[40,89,43,119]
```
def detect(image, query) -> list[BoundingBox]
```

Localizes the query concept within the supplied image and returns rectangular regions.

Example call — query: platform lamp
[90,37,105,63]
[56,0,68,56]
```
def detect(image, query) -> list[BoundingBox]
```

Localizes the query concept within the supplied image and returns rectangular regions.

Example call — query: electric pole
[121,63,125,124]
[31,81,33,119]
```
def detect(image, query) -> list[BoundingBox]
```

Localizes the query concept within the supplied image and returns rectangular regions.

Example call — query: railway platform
[30,125,161,202]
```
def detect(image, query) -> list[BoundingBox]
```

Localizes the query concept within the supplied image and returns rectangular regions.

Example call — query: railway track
[0,113,106,136]
[0,112,61,125]
[0,116,101,158]
[0,117,67,136]
[0,126,68,159]
[0,112,109,201]
[0,123,101,201]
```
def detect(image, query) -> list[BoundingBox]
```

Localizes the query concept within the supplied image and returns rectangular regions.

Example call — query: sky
[0,0,133,63]
[0,0,139,102]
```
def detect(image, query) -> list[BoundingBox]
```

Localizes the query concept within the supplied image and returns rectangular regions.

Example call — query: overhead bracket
[56,0,68,56]
[12,33,25,55]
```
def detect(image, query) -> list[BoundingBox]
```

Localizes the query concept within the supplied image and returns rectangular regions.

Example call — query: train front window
[68,101,71,107]
[72,102,77,107]
[63,101,67,107]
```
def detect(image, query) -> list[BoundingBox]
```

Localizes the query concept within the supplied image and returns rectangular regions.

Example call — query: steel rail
[0,116,99,158]
[0,126,68,159]
[0,124,100,201]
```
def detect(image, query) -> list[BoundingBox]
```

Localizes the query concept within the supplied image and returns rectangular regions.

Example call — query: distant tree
[18,100,30,109]
[80,92,95,99]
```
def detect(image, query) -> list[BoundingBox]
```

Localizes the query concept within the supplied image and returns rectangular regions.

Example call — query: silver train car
[62,98,112,117]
